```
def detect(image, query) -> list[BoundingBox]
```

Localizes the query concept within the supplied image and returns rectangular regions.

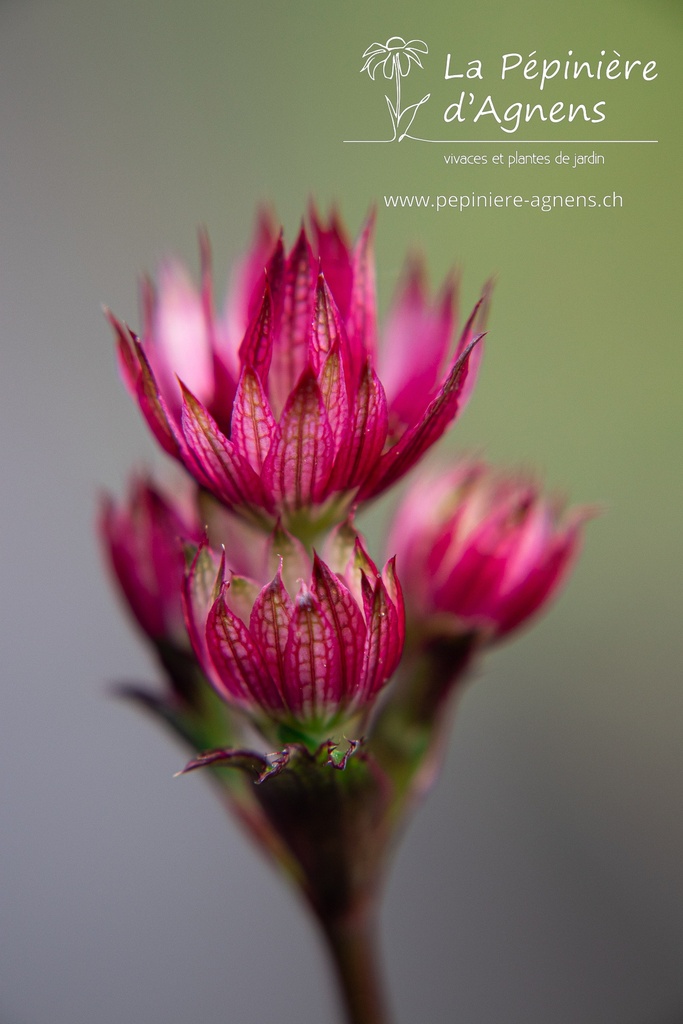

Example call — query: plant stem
[394,57,402,123]
[320,904,392,1024]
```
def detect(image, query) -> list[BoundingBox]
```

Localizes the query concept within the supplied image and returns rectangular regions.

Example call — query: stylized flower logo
[361,36,428,79]
[361,36,430,141]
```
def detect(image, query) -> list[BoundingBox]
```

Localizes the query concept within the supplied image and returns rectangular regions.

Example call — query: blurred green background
[1,1,681,1022]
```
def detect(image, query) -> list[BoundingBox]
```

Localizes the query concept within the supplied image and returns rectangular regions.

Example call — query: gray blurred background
[1,1,682,1022]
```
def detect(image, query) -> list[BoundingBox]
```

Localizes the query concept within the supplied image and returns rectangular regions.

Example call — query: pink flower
[183,525,404,738]
[109,210,486,532]
[100,476,202,646]
[390,461,591,641]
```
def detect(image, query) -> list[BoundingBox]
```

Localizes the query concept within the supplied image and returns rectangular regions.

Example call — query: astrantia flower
[100,475,202,647]
[109,211,486,534]
[390,461,591,642]
[361,37,428,80]
[183,525,404,742]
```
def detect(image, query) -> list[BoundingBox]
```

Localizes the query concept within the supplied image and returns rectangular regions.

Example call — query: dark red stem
[319,903,392,1024]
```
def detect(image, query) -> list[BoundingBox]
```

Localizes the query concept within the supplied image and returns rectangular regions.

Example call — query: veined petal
[317,346,349,453]
[133,339,182,458]
[269,229,315,414]
[310,211,353,318]
[260,234,286,321]
[238,281,274,383]
[262,369,335,510]
[180,384,273,512]
[223,210,279,356]
[382,556,405,632]
[328,361,388,491]
[283,585,341,717]
[342,535,381,612]
[209,350,239,436]
[347,213,377,374]
[312,554,366,702]
[152,260,214,408]
[230,367,278,473]
[311,274,346,370]
[182,541,225,681]
[207,588,284,711]
[360,576,401,699]
[106,310,138,397]
[249,566,293,697]
[452,293,489,409]
[358,337,483,500]
[108,310,180,455]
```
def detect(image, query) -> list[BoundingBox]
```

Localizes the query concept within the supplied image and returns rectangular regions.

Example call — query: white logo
[360,37,431,142]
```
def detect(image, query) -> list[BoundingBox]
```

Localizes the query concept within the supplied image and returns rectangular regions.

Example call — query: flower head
[390,461,591,642]
[361,37,428,79]
[100,475,202,647]
[183,524,404,742]
[109,210,486,534]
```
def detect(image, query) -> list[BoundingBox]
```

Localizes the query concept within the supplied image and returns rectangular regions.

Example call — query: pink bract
[390,461,591,641]
[109,210,487,532]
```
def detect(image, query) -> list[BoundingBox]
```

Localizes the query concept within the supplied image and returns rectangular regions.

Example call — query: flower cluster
[100,204,593,1024]
[101,206,589,802]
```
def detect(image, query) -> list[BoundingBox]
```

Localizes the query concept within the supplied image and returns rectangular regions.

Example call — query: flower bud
[390,461,591,643]
[183,527,405,743]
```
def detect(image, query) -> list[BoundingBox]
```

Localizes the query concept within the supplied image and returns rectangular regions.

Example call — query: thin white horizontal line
[344,139,659,144]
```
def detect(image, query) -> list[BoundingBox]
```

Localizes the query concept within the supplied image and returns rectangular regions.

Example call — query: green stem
[320,904,392,1024]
